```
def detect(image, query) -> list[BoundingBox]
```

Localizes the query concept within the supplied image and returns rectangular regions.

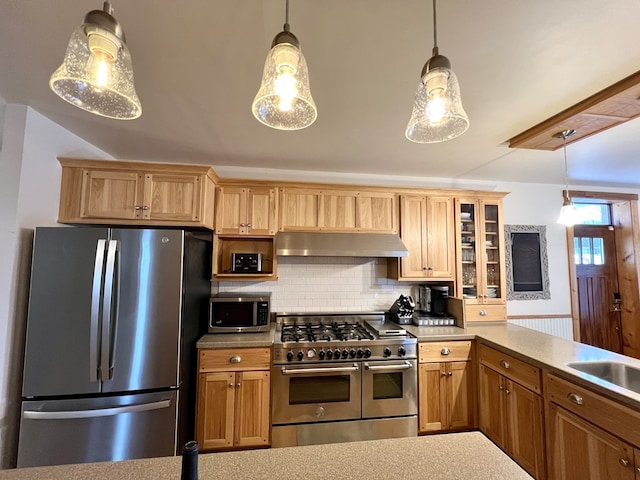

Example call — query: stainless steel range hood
[276,232,409,257]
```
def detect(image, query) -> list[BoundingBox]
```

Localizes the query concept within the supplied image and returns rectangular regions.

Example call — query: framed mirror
[504,225,550,300]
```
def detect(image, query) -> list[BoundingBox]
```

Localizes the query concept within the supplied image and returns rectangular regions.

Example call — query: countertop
[197,319,640,410]
[0,432,531,480]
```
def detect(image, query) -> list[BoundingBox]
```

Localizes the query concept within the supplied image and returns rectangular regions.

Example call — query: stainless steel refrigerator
[17,227,211,467]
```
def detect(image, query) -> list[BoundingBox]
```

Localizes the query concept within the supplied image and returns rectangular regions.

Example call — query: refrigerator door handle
[90,239,107,383]
[22,399,172,420]
[101,240,119,382]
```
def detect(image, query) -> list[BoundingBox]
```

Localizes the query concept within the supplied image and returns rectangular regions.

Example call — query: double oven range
[271,312,417,447]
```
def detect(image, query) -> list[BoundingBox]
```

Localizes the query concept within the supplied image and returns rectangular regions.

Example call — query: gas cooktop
[273,312,417,363]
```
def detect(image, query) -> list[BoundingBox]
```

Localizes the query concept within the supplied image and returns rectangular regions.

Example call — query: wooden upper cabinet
[58,158,216,229]
[397,194,454,280]
[279,187,398,233]
[215,186,278,236]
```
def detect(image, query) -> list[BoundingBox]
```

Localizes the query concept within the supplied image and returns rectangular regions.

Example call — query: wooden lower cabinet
[478,364,545,479]
[419,361,474,432]
[548,403,636,479]
[196,348,271,451]
[418,341,475,433]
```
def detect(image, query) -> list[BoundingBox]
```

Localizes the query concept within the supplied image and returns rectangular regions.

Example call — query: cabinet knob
[567,392,584,405]
[142,205,149,210]
[505,389,510,395]
[479,310,488,316]
[228,383,233,388]
[236,383,241,387]
[240,223,247,227]
[499,385,504,391]
[230,356,242,363]
[448,372,453,377]
[134,205,142,210]
[246,223,252,227]
[441,371,448,377]
[619,458,630,468]
[500,360,510,369]
[441,347,451,356]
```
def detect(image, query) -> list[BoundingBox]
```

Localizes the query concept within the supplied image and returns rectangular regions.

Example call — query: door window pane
[574,237,605,265]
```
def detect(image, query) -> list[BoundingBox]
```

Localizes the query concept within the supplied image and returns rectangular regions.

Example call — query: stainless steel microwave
[208,293,271,333]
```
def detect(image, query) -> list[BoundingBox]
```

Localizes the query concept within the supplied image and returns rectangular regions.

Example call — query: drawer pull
[567,392,584,405]
[480,310,488,316]
[230,356,242,363]
[441,347,451,355]
[499,385,504,391]
[500,360,510,369]
[505,389,510,395]
[619,458,630,467]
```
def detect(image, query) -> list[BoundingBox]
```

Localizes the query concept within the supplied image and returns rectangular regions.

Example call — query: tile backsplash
[215,257,414,313]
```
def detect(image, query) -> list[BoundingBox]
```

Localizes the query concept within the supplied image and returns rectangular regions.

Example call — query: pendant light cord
[284,0,290,30]
[432,0,438,52]
[562,134,569,196]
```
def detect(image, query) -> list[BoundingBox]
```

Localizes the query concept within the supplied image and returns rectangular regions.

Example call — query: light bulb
[275,66,297,111]
[86,53,112,89]
[426,88,446,124]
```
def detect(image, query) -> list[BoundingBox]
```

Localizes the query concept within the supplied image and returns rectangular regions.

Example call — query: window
[574,236,605,265]
[573,202,611,225]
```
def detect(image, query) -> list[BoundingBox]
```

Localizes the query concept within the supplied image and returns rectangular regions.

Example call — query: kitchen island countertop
[0,431,531,479]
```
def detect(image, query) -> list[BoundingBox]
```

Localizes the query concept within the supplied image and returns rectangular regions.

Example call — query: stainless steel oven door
[272,362,361,425]
[361,359,417,419]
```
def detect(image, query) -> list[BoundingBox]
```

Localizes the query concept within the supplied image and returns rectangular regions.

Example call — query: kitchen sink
[566,361,640,394]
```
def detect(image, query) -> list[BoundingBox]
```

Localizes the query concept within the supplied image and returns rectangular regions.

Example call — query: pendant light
[405,0,469,143]
[49,1,142,120]
[252,0,317,130]
[556,129,580,226]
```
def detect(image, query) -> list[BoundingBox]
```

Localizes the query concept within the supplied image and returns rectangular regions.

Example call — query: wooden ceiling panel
[508,70,640,151]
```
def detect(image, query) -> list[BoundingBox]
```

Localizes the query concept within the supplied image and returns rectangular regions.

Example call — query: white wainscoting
[507,317,574,341]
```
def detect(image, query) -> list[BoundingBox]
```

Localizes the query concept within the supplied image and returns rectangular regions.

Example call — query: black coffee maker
[418,285,449,316]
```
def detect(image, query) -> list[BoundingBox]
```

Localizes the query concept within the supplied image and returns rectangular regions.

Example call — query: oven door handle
[280,364,359,375]
[364,361,413,371]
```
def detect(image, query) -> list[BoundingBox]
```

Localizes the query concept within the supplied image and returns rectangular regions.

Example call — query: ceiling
[2,0,640,188]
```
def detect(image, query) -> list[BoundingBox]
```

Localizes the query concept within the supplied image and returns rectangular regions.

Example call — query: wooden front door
[574,225,622,353]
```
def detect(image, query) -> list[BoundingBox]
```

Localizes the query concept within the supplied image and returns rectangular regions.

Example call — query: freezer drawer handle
[23,399,172,420]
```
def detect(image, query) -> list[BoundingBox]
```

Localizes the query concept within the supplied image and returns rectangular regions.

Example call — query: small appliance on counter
[388,294,415,324]
[209,292,271,333]
[417,285,449,315]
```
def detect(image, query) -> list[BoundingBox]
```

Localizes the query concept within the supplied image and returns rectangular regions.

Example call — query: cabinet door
[448,361,474,430]
[279,188,321,231]
[356,192,397,233]
[549,403,634,480]
[505,380,545,479]
[247,187,278,235]
[80,169,142,219]
[318,190,357,231]
[399,195,427,277]
[144,173,201,222]
[215,186,248,235]
[418,363,447,432]
[479,200,505,304]
[478,364,506,448]
[234,370,271,447]
[196,372,235,450]
[425,196,455,278]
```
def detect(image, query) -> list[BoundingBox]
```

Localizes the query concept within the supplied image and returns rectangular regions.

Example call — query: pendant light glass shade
[406,0,468,143]
[49,2,141,120]
[252,1,317,130]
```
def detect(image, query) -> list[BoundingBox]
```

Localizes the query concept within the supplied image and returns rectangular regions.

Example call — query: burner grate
[280,321,374,343]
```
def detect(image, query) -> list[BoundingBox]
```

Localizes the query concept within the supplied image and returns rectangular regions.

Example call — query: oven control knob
[318,350,326,360]
[356,348,364,358]
[383,347,392,357]
[307,349,317,359]
[326,350,333,359]
[349,349,357,358]
[297,351,304,361]
[364,348,372,358]
[398,346,406,357]
[286,351,294,362]
[334,349,342,359]
[341,349,349,359]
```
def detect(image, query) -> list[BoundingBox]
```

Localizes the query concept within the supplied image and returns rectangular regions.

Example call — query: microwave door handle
[90,240,107,383]
[101,240,119,381]
[364,361,413,371]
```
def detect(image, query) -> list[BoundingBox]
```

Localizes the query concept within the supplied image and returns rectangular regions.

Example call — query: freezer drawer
[17,391,178,468]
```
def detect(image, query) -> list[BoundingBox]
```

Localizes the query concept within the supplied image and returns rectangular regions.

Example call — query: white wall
[0,107,112,469]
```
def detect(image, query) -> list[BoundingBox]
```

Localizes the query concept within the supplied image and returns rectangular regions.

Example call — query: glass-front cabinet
[455,198,506,305]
